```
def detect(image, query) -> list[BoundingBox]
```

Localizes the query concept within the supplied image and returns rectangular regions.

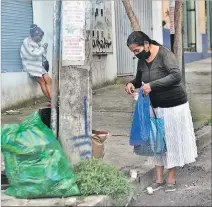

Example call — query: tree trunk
[173,0,184,70]
[122,0,141,31]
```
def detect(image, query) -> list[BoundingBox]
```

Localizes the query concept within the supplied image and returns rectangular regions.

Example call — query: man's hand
[142,83,152,96]
[125,83,135,94]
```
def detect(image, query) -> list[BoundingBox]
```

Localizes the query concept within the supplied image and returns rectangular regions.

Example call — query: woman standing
[20,24,52,106]
[125,31,197,192]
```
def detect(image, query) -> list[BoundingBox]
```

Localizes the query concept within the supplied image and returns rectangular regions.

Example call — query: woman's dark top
[130,46,187,108]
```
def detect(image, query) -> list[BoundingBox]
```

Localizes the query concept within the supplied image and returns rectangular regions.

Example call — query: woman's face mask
[128,43,151,60]
[135,49,151,60]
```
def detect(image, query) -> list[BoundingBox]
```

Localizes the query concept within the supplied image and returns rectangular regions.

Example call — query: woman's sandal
[165,183,177,192]
[148,181,166,192]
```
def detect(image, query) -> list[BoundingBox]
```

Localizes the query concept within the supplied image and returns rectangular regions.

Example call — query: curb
[77,195,112,206]
[196,125,211,152]
[1,125,211,207]
[1,182,133,207]
[1,193,111,207]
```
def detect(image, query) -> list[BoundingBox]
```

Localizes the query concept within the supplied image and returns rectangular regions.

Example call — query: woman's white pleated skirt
[148,102,198,169]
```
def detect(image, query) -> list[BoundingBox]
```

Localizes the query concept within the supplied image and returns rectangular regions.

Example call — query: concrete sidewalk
[1,57,211,171]
[185,58,211,130]
[1,58,211,206]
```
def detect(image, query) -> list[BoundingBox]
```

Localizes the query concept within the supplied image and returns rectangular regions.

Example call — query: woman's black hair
[127,31,161,46]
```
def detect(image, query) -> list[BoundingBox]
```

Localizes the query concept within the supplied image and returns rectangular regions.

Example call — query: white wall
[1,0,117,110]
[195,0,203,53]
[1,72,42,110]
[91,0,117,87]
[1,1,54,110]
[32,0,54,76]
[32,0,117,87]
[152,0,163,44]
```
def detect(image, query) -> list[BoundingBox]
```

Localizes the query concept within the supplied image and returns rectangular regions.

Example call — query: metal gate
[183,0,197,52]
[1,0,33,72]
[115,0,153,76]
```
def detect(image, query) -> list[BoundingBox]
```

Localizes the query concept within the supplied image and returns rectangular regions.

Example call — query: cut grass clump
[73,159,134,205]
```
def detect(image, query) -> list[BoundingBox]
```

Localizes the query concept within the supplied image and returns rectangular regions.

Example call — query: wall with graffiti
[85,0,117,88]
[91,0,113,54]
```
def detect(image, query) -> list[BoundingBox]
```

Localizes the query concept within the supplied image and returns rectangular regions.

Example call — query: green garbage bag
[1,112,80,199]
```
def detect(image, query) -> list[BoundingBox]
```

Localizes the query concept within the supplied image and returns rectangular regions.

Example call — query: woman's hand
[42,43,48,50]
[142,83,152,96]
[125,83,135,94]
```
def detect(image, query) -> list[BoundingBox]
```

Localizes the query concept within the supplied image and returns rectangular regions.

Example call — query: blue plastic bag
[130,90,166,156]
[130,91,150,145]
[149,117,166,154]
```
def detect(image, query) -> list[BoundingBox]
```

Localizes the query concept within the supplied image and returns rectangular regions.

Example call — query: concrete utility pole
[58,1,92,165]
[51,0,61,137]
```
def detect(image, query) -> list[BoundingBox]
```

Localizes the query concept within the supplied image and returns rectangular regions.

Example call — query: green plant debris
[207,118,212,124]
[73,159,134,205]
[114,78,121,86]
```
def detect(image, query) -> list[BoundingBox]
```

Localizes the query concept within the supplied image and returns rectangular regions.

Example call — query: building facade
[1,0,53,110]
[3,0,200,111]
[162,0,212,63]
[1,0,117,110]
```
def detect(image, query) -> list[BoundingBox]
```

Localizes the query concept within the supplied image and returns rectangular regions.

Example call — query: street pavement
[130,143,212,206]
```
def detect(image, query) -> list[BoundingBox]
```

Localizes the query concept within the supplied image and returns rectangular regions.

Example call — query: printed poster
[62,1,86,66]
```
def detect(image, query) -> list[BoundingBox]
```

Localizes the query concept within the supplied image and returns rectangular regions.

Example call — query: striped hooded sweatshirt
[20,37,46,77]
